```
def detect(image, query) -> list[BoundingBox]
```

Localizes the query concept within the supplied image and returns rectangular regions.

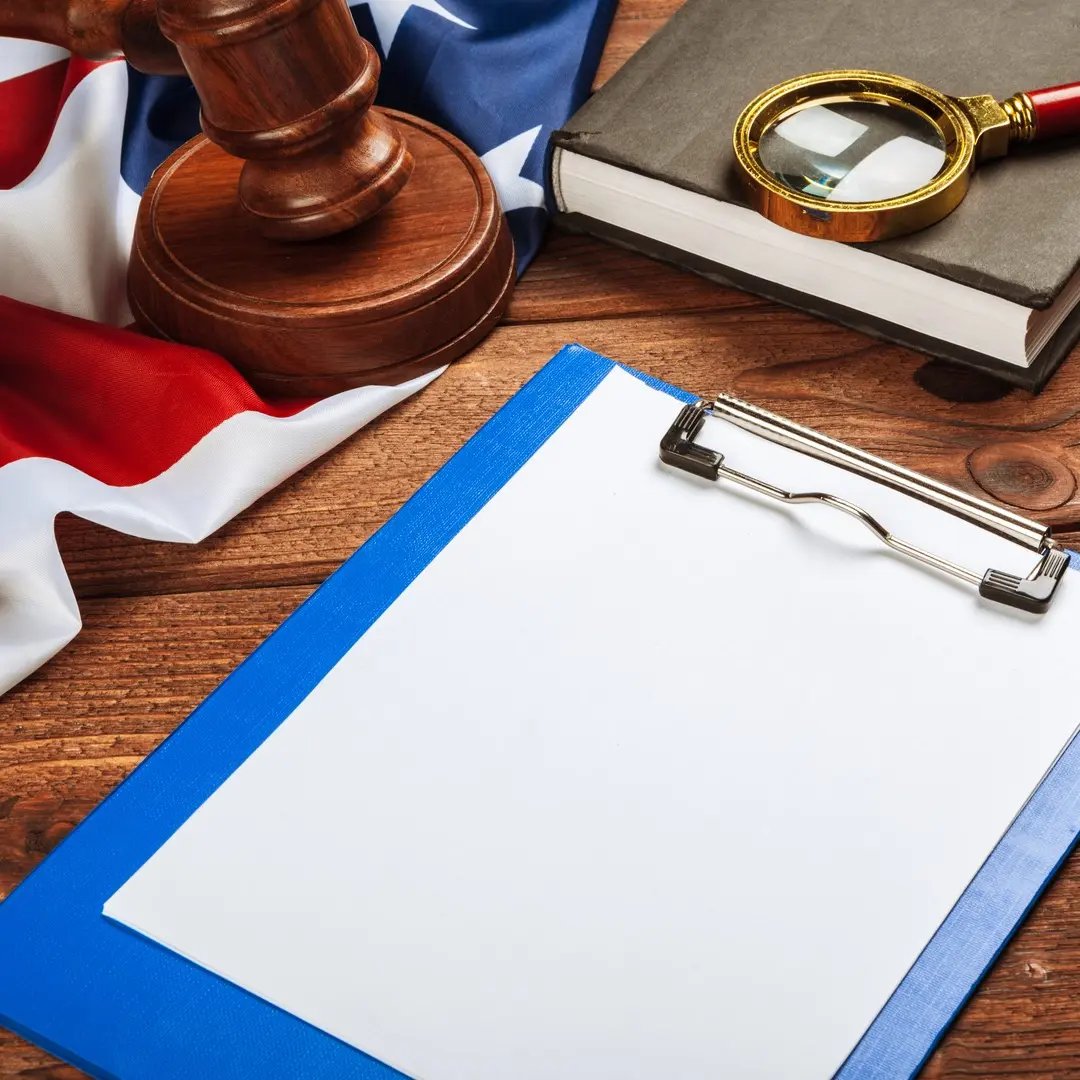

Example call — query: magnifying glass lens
[758,101,947,204]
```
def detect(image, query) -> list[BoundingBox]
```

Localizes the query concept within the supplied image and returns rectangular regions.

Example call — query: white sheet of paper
[105,367,1079,1080]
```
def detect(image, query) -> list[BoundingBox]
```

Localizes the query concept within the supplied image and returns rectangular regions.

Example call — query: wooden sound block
[129,109,515,397]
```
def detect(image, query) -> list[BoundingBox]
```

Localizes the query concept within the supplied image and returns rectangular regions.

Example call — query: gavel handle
[0,0,185,74]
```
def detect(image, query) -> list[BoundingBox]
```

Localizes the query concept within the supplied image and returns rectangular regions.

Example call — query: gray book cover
[552,0,1080,386]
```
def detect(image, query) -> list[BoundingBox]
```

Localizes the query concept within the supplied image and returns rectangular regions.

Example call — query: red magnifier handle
[1015,81,1080,141]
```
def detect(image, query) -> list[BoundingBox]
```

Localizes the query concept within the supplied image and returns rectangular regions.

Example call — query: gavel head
[156,0,414,241]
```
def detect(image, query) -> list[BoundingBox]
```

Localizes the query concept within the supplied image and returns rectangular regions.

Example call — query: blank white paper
[106,367,1080,1080]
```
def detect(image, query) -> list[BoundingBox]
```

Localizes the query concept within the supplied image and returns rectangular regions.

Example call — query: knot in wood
[966,441,1076,511]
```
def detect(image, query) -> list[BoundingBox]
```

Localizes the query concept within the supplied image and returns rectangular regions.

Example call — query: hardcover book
[551,0,1080,390]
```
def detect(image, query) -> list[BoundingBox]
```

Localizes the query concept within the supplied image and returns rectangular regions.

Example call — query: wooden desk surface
[5,3,1080,1076]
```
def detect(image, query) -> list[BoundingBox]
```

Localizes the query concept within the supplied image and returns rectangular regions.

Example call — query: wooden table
[6,3,1080,1076]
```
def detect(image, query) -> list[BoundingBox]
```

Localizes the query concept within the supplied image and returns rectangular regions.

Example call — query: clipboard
[1,344,1079,1080]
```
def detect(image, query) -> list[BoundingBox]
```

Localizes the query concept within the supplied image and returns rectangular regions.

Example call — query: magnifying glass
[732,70,1080,242]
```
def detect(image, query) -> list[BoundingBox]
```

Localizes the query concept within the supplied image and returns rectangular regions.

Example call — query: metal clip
[980,549,1070,614]
[660,398,1069,615]
[659,402,724,480]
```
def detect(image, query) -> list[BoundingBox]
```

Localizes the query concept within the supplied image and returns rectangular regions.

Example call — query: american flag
[0,0,617,695]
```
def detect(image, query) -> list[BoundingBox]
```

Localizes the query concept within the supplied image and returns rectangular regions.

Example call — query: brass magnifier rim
[732,69,980,242]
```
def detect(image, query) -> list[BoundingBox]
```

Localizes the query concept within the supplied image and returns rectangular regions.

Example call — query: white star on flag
[480,126,546,214]
[364,1,475,55]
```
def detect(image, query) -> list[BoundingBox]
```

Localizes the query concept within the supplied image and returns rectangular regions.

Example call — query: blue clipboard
[2,344,1079,1080]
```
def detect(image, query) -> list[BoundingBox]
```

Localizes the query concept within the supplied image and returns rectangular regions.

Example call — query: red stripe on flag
[0,57,107,189]
[0,297,312,485]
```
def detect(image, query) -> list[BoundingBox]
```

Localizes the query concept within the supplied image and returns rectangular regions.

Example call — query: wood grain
[7,1,1080,1077]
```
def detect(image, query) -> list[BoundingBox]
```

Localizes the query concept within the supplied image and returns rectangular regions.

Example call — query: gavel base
[128,109,515,397]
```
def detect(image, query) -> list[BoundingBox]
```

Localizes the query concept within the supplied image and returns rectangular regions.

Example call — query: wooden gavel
[1,0,515,394]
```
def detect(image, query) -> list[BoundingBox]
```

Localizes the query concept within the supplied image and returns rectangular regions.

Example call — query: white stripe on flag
[0,369,443,695]
[0,38,69,83]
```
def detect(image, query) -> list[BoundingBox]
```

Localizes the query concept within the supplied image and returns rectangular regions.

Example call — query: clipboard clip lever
[660,399,1069,615]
